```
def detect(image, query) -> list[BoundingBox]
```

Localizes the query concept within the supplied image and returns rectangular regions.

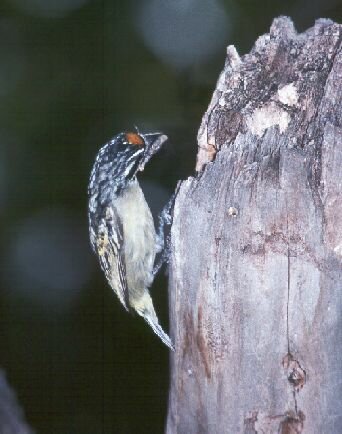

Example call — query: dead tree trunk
[167,17,342,434]
[0,370,33,434]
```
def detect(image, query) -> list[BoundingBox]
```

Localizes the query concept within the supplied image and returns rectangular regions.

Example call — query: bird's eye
[125,132,144,146]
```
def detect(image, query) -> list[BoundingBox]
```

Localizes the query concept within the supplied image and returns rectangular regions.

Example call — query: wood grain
[167,17,342,434]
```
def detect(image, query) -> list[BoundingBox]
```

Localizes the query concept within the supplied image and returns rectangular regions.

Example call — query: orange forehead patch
[125,132,144,146]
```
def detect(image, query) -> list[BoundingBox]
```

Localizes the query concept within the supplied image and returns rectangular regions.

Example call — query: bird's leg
[153,185,179,275]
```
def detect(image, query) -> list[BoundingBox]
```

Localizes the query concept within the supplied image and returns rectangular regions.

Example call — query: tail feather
[144,315,175,351]
[132,291,174,350]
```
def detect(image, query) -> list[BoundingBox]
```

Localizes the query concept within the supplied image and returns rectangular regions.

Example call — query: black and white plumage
[88,131,174,350]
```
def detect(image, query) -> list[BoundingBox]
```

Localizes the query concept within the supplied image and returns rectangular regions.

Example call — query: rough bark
[167,17,342,434]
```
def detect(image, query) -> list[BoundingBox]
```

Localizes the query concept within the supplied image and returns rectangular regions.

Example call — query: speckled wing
[91,208,130,311]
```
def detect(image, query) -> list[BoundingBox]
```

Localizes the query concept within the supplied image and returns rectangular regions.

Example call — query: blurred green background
[0,0,340,432]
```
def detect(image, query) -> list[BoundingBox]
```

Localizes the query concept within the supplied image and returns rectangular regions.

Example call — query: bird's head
[88,130,168,199]
[111,130,168,180]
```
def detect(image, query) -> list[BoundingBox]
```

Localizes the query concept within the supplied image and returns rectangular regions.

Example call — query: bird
[88,130,174,350]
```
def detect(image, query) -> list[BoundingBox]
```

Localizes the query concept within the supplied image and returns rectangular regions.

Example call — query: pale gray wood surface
[167,17,342,434]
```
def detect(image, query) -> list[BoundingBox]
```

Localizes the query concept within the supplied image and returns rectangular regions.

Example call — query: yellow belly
[113,179,156,299]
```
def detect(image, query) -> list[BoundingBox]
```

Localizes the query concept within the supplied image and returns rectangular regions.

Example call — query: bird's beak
[138,133,168,171]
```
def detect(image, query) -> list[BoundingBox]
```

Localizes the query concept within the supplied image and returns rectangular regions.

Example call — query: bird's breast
[113,180,156,293]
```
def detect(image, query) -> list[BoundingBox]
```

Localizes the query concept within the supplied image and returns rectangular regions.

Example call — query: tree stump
[167,17,342,434]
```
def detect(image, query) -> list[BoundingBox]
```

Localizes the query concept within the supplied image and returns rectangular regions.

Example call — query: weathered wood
[167,17,342,434]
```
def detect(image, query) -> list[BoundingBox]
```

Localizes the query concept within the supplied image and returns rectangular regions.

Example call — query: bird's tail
[133,292,174,351]
[143,314,175,351]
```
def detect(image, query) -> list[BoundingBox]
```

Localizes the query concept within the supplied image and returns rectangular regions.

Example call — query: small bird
[88,131,174,350]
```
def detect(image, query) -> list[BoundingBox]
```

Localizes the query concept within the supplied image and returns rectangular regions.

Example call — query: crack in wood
[243,410,305,433]
[167,17,342,434]
[196,306,211,379]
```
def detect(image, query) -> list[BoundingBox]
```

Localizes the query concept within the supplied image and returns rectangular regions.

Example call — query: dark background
[0,0,340,433]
